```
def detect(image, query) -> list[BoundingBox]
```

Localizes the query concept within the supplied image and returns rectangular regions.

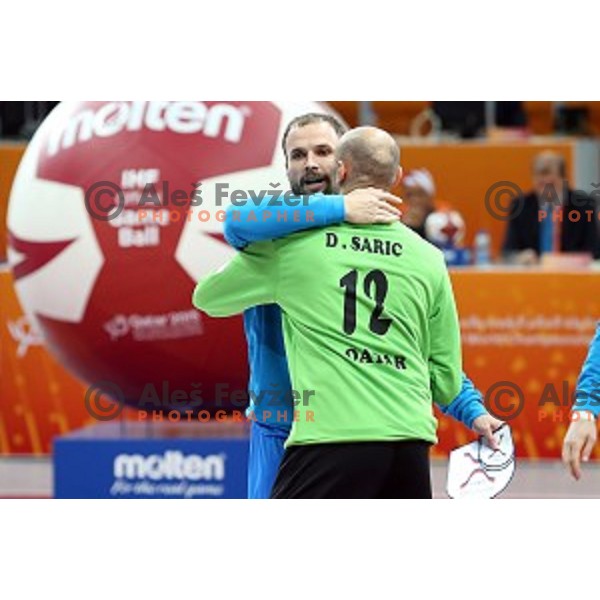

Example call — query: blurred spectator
[495,102,527,128]
[433,102,485,138]
[402,168,469,265]
[0,102,25,137]
[401,168,436,237]
[502,151,599,265]
[0,101,58,139]
[433,102,526,138]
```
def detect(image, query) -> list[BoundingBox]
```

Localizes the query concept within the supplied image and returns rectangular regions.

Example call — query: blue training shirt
[223,193,488,433]
[573,322,600,417]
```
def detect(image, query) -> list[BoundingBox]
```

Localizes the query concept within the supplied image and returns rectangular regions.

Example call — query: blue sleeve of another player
[573,322,600,417]
[437,373,488,429]
[223,193,345,249]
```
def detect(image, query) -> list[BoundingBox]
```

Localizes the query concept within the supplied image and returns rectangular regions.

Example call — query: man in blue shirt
[222,112,502,498]
[563,322,600,480]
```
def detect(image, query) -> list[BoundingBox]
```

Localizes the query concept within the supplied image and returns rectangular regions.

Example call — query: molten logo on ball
[47,101,248,156]
[7,100,332,413]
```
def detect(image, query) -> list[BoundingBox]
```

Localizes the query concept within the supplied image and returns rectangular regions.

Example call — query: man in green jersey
[193,126,462,498]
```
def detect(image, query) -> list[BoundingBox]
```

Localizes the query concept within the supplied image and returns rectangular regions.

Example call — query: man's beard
[290,172,339,196]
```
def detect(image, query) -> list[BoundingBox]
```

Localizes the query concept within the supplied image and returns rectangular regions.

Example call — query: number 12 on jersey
[339,269,392,336]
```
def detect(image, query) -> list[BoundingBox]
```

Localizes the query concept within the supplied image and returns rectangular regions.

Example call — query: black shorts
[270,440,432,499]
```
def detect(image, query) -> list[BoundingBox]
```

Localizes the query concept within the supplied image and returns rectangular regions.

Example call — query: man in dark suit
[502,151,599,265]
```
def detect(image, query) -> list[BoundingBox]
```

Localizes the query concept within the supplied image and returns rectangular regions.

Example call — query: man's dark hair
[281,112,348,158]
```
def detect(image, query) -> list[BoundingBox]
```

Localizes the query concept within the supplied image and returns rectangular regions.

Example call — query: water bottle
[474,229,491,266]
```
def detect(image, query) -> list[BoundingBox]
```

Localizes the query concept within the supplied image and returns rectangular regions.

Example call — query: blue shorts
[247,421,289,499]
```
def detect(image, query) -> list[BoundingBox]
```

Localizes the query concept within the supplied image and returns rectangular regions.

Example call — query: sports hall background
[1,101,599,498]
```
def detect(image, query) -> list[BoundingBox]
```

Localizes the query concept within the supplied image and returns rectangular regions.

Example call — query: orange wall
[434,269,599,460]
[0,267,91,455]
[0,143,27,262]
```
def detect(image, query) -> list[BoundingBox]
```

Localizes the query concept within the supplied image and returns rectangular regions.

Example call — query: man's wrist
[571,409,597,422]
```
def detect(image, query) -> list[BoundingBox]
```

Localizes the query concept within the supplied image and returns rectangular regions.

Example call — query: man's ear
[392,166,403,188]
[337,160,348,185]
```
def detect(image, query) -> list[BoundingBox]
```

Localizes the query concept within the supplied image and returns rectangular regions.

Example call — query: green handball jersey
[193,221,462,446]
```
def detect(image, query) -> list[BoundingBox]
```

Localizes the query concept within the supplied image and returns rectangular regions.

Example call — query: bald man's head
[533,151,566,177]
[532,150,566,197]
[335,127,401,192]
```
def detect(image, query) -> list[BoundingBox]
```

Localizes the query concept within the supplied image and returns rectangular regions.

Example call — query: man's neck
[341,181,379,194]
